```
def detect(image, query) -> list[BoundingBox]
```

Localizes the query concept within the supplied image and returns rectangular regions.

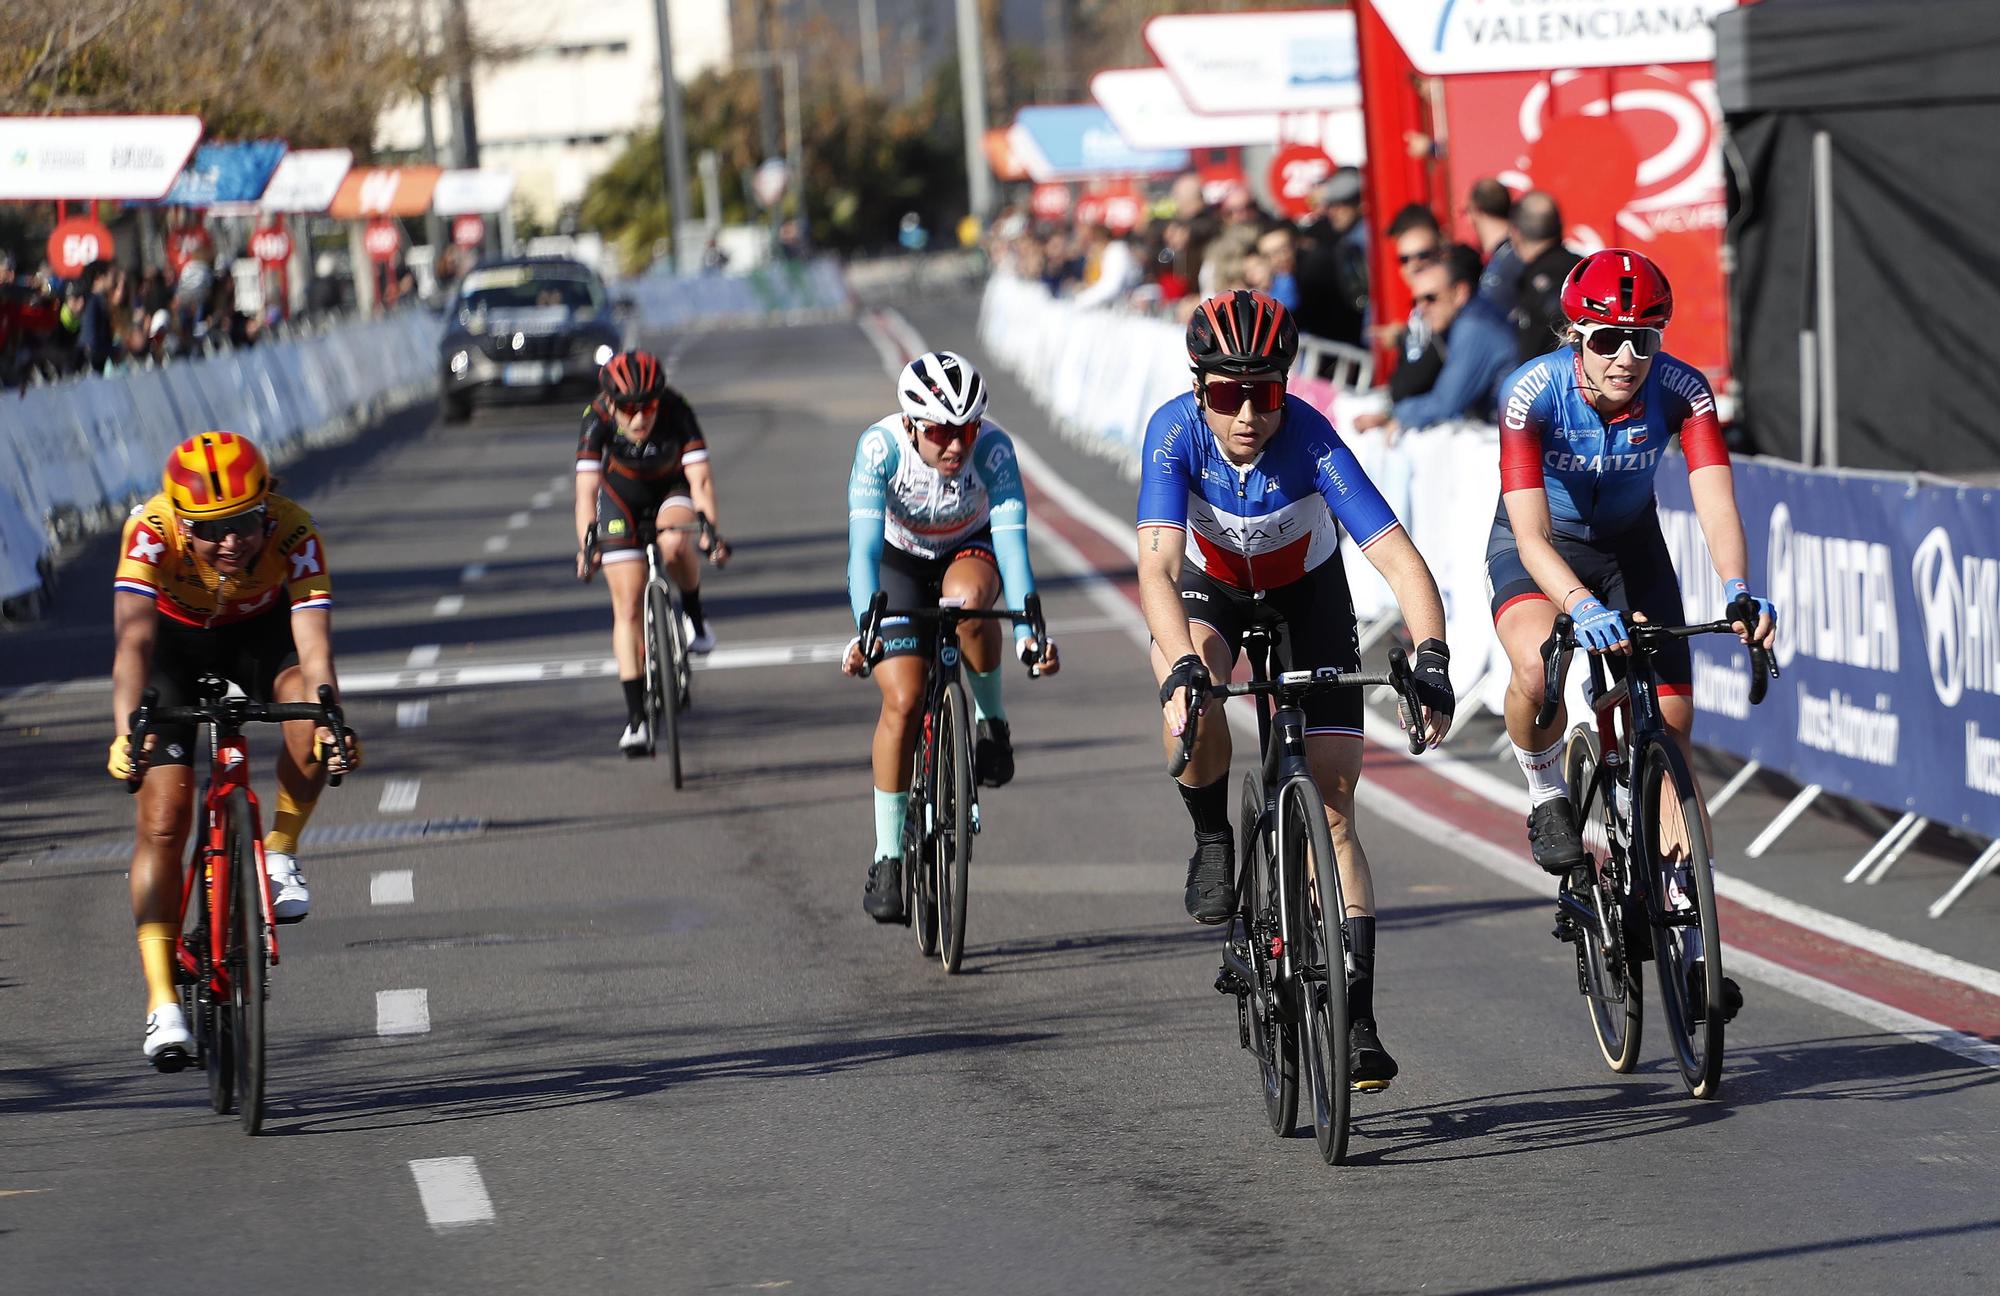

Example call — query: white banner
[1376,0,1739,76]
[258,148,354,213]
[1091,68,1282,150]
[1144,11,1359,115]
[431,168,516,216]
[0,116,202,200]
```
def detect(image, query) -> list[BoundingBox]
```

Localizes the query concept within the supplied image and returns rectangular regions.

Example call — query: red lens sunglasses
[1202,377,1286,414]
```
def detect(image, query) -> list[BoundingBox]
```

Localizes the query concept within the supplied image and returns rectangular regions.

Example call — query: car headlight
[450,350,470,375]
[594,344,614,366]
[511,332,526,351]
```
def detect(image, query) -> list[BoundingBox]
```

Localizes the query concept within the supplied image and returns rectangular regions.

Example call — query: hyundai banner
[149,140,289,207]
[1654,457,2000,834]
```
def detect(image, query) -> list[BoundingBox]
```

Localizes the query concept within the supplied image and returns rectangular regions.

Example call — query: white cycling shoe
[265,849,311,923]
[684,613,716,655]
[619,718,652,757]
[144,1003,193,1068]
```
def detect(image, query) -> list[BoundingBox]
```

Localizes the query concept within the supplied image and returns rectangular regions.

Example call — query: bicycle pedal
[1351,1078,1391,1094]
[151,1047,191,1075]
[969,803,981,834]
[1214,966,1249,997]
[1551,914,1582,944]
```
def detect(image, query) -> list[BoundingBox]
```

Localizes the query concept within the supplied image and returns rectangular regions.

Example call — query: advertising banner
[1091,68,1283,150]
[150,140,289,207]
[259,148,353,212]
[1144,11,1359,115]
[1006,106,1190,183]
[431,168,516,216]
[1375,0,1739,76]
[326,165,441,219]
[0,116,203,200]
[1655,457,2000,835]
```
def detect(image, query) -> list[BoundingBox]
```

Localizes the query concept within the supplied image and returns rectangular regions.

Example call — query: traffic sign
[1266,143,1337,220]
[364,217,401,263]
[46,216,114,278]
[251,225,293,266]
[452,214,486,248]
[1029,183,1072,223]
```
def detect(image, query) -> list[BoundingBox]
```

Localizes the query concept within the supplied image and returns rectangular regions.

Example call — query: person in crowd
[1294,167,1369,349]
[1199,224,1259,297]
[1168,169,1209,222]
[1039,231,1081,296]
[1466,177,1521,316]
[1218,184,1268,229]
[1255,224,1300,312]
[1152,220,1196,304]
[1379,205,1447,401]
[1074,224,1140,309]
[1353,244,1516,435]
[1509,191,1585,362]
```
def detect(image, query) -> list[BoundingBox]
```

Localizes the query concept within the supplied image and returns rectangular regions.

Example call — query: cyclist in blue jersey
[842,350,1060,923]
[1139,290,1456,1088]
[1488,250,1775,930]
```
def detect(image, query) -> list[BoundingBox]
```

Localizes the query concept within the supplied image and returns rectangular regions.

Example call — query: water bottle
[1604,747,1632,828]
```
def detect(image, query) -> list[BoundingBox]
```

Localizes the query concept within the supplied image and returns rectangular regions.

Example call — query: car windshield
[456,267,603,313]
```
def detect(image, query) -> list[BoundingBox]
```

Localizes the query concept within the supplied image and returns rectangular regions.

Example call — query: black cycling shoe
[1349,1018,1400,1091]
[1527,797,1589,876]
[976,718,1015,788]
[1687,965,1744,1024]
[1184,830,1236,924]
[863,856,908,925]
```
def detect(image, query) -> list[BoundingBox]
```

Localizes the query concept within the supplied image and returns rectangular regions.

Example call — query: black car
[438,257,626,421]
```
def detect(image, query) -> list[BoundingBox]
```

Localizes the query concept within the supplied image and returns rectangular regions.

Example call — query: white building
[375,0,731,228]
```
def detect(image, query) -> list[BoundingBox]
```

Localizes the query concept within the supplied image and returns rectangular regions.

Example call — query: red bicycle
[127,675,356,1135]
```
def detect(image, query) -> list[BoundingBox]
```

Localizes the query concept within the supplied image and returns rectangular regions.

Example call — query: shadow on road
[962,921,1218,976]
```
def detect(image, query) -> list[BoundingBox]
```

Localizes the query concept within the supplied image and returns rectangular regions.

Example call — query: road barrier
[0,309,441,615]
[615,256,851,331]
[979,272,2000,916]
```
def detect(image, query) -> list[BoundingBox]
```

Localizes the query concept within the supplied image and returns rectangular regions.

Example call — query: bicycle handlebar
[1167,647,1425,778]
[854,589,1050,679]
[579,513,724,585]
[127,683,358,794]
[1533,595,1778,729]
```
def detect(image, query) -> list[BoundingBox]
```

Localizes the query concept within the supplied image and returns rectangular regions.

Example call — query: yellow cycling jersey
[113,491,332,628]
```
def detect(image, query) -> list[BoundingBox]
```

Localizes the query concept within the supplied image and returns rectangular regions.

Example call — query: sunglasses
[1202,377,1286,414]
[614,398,660,417]
[1576,321,1664,359]
[918,420,979,447]
[1413,291,1447,307]
[1398,246,1441,266]
[184,506,266,543]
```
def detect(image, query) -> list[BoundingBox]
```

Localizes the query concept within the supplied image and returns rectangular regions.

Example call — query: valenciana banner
[1655,457,2000,835]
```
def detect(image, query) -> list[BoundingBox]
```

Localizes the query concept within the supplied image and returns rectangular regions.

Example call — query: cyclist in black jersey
[574,350,730,755]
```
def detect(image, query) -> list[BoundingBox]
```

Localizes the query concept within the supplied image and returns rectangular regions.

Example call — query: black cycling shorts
[871,529,998,662]
[1179,559,1363,736]
[145,608,300,766]
[1485,504,1691,693]
[596,470,693,559]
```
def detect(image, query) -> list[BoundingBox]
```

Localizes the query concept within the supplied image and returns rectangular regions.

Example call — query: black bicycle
[1172,626,1425,1165]
[1538,597,1776,1100]
[858,589,1047,973]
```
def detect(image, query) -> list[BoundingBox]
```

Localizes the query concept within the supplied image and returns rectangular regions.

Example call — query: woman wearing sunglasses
[1138,290,1457,1090]
[1487,248,1777,884]
[575,350,730,756]
[841,349,1060,924]
[108,431,361,1065]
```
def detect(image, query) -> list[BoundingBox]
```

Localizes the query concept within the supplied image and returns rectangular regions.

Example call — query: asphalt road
[3,311,1998,1295]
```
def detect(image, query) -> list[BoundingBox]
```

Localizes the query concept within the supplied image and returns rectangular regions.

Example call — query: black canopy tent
[1716,0,2000,474]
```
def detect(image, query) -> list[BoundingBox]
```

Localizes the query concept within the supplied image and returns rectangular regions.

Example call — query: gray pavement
[3,312,1998,1295]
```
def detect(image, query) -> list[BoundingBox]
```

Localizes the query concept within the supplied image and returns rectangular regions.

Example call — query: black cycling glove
[1409,638,1454,718]
[1159,653,1211,708]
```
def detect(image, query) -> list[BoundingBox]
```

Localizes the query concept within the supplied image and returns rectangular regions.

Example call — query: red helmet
[599,350,665,406]
[1186,290,1298,376]
[1560,249,1673,328]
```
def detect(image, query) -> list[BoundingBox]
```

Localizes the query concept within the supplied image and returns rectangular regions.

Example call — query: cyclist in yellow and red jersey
[109,432,359,1067]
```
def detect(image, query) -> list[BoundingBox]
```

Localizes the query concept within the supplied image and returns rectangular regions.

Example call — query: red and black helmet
[599,350,665,406]
[1560,249,1674,328]
[1186,290,1299,376]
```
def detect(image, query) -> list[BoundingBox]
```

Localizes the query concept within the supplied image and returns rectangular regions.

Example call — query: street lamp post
[952,0,993,221]
[652,0,695,273]
[736,50,805,256]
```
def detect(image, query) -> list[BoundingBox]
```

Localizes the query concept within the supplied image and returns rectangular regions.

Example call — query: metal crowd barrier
[613,256,852,332]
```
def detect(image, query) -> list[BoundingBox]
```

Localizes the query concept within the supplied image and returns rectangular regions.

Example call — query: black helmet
[1186,290,1299,376]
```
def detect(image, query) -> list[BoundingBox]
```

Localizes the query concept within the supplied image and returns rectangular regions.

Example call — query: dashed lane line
[20,817,484,868]
[432,595,464,617]
[507,511,531,529]
[459,563,486,584]
[406,644,441,669]
[482,535,510,554]
[376,988,431,1036]
[409,1158,495,1232]
[371,870,415,905]
[530,491,554,509]
[397,700,429,728]
[379,778,422,814]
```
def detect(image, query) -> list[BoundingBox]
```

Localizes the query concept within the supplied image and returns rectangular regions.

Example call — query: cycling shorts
[145,608,300,766]
[596,470,694,561]
[874,528,998,662]
[1486,505,1691,694]
[1179,559,1363,737]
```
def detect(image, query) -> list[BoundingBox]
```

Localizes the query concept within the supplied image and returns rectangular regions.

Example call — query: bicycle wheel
[226,789,268,1134]
[936,681,974,973]
[646,578,682,788]
[909,715,940,959]
[1565,727,1643,1073]
[1288,779,1352,1165]
[1238,770,1297,1137]
[1637,733,1725,1100]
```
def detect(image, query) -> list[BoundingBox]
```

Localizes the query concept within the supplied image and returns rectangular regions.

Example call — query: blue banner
[150,141,289,207]
[1011,106,1190,180]
[1655,455,2000,834]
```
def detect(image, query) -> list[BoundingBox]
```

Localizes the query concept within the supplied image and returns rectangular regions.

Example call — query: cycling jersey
[113,492,331,628]
[846,417,1035,642]
[1136,391,1401,590]
[1497,346,1726,541]
[575,392,708,484]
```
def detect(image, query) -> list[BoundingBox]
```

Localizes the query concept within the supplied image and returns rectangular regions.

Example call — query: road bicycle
[858,589,1048,973]
[1171,625,1424,1165]
[1538,597,1777,1100]
[126,676,357,1135]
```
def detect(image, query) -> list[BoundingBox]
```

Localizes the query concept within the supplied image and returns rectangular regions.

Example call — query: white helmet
[897,350,988,426]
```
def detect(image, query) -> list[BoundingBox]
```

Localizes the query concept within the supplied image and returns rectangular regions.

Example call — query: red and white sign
[328,166,441,220]
[1029,183,1072,223]
[451,214,486,248]
[0,116,203,201]
[1145,11,1359,116]
[46,216,115,278]
[1266,143,1337,220]
[363,218,402,263]
[1076,184,1143,234]
[251,225,293,266]
[164,225,214,278]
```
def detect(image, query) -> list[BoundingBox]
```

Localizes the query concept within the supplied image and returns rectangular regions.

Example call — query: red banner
[1266,144,1336,221]
[251,224,293,266]
[46,216,114,278]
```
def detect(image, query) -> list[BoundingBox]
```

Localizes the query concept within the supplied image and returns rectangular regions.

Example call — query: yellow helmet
[163,432,269,519]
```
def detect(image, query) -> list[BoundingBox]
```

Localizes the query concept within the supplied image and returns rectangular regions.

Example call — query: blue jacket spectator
[1361,245,1516,433]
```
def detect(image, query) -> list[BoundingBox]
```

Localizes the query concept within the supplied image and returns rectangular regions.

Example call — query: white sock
[1513,738,1570,808]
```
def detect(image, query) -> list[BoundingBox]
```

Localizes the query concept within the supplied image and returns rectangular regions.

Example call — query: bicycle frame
[175,729,278,997]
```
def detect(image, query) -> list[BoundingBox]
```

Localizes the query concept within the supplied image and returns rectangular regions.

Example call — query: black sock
[1345,916,1377,1022]
[681,586,704,629]
[1178,775,1231,838]
[621,677,644,720]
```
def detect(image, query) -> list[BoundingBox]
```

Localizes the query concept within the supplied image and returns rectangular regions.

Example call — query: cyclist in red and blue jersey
[1138,290,1456,1089]
[1488,249,1776,885]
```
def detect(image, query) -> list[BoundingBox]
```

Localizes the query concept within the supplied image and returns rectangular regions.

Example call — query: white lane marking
[878,306,2000,1069]
[549,473,568,489]
[376,988,431,1036]
[406,644,441,668]
[371,870,415,905]
[396,700,429,728]
[460,563,486,584]
[483,534,510,554]
[433,595,465,617]
[530,491,554,509]
[409,1157,495,1232]
[379,778,422,813]
[508,511,531,529]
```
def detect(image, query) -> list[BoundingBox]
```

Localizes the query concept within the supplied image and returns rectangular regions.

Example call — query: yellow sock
[137,922,180,1013]
[265,785,317,856]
